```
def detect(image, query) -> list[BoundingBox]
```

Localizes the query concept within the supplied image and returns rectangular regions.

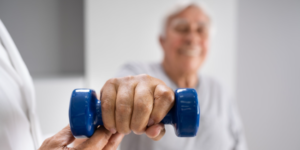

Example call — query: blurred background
[0,0,299,149]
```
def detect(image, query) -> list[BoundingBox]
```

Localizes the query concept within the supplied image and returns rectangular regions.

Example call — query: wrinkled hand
[39,125,124,150]
[101,74,174,141]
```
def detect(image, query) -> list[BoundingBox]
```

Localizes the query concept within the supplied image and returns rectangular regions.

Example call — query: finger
[148,84,174,126]
[39,125,75,149]
[103,133,125,150]
[75,126,112,149]
[131,83,153,134]
[101,78,118,133]
[115,78,136,134]
[72,138,87,147]
[145,123,166,141]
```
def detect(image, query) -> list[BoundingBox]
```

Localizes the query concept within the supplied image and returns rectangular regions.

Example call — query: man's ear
[159,36,166,51]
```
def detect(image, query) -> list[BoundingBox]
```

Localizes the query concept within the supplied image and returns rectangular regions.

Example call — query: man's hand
[101,74,174,141]
[39,125,124,150]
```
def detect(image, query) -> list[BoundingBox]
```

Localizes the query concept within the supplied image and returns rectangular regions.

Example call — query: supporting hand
[39,125,124,150]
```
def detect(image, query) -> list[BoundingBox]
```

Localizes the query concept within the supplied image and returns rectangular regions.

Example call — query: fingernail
[155,126,165,136]
[133,131,143,135]
[147,118,154,126]
[149,126,162,138]
[109,128,117,134]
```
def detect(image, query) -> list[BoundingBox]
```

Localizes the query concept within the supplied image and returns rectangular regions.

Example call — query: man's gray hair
[159,1,215,38]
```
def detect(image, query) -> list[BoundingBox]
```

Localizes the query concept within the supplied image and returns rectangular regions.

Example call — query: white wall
[85,0,238,95]
[237,0,300,149]
[34,76,85,135]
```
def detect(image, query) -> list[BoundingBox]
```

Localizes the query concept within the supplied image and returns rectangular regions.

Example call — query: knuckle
[122,75,134,82]
[106,78,117,85]
[116,104,132,114]
[101,104,112,114]
[137,74,151,80]
[135,101,152,114]
[160,90,174,103]
[101,100,113,111]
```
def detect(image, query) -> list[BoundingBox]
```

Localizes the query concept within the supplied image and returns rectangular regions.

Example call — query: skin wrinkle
[151,85,174,123]
[116,87,133,106]
[161,4,211,38]
[100,81,119,134]
[131,83,153,133]
[130,81,137,132]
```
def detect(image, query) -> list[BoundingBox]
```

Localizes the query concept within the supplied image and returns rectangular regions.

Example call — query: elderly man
[98,2,247,150]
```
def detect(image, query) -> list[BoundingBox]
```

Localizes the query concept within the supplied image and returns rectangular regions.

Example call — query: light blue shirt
[116,62,247,150]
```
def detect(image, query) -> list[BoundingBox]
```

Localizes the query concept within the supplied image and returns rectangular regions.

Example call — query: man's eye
[175,26,189,33]
[197,26,208,35]
[197,27,203,33]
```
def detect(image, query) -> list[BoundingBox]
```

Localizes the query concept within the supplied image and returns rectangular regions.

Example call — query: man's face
[160,6,210,74]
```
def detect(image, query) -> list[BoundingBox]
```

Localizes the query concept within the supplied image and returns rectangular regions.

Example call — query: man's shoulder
[200,75,223,89]
[199,74,231,98]
[116,61,161,77]
[120,61,156,70]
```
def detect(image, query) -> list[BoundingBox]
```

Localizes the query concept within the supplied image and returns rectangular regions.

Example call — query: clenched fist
[101,74,174,141]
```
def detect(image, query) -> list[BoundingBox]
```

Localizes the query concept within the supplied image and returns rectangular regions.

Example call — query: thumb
[52,125,75,146]
[39,125,75,150]
[145,123,165,141]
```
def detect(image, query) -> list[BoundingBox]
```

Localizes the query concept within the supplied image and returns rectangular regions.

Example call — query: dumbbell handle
[72,90,175,127]
[95,98,175,125]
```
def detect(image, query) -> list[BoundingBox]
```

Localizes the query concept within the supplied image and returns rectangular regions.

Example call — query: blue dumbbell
[69,88,200,138]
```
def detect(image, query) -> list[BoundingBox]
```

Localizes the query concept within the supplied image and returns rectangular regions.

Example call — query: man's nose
[185,31,201,45]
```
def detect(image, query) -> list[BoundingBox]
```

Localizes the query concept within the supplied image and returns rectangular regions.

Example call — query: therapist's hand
[39,125,124,150]
[101,74,174,141]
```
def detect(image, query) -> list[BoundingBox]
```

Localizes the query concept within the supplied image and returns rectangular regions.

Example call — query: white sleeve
[0,19,43,149]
